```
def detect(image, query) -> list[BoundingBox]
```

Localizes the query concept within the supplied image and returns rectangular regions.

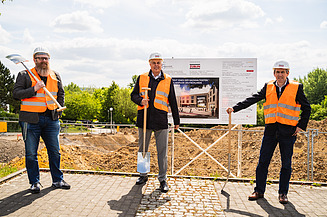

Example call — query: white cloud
[0,25,11,44]
[23,29,34,44]
[33,36,325,88]
[184,0,265,30]
[320,20,327,29]
[50,11,103,33]
[74,0,118,8]
[265,18,274,26]
[265,16,283,26]
[1,0,327,89]
[276,16,283,23]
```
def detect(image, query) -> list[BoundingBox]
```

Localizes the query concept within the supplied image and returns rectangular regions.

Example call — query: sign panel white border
[163,58,257,125]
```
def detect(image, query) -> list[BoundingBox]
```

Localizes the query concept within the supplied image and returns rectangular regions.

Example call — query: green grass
[0,164,18,179]
[60,126,90,133]
[312,183,322,187]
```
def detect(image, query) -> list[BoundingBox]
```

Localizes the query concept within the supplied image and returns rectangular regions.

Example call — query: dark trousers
[254,134,296,194]
[138,128,168,182]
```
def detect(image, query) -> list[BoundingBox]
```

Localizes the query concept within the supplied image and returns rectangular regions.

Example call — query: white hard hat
[273,60,289,70]
[148,52,163,61]
[33,47,50,57]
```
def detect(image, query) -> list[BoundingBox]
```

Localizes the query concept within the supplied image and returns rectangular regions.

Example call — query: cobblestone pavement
[1,171,327,216]
[136,177,224,216]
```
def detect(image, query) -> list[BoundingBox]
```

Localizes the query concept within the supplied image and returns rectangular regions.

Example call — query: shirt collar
[150,70,163,80]
[274,78,289,88]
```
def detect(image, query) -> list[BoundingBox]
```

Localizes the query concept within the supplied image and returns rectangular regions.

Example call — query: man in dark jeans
[13,47,70,193]
[131,52,180,193]
[226,60,311,204]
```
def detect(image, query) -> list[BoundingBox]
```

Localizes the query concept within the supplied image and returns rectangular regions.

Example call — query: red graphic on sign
[190,64,200,69]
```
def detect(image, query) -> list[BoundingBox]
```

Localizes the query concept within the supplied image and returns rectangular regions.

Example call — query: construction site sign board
[163,58,257,125]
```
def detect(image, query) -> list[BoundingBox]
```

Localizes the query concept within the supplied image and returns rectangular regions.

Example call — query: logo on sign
[190,64,200,69]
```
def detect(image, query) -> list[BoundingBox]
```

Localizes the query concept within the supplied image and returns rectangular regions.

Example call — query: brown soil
[1,119,327,182]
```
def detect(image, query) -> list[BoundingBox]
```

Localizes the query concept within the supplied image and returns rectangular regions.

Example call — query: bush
[0,110,19,119]
[310,104,327,121]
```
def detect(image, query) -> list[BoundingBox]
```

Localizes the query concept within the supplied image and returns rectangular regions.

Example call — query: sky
[0,0,326,90]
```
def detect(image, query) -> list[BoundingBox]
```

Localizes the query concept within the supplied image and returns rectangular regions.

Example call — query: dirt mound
[0,136,25,163]
[2,119,327,182]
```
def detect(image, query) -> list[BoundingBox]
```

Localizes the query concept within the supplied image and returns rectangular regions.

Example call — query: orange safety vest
[21,68,58,112]
[263,80,301,126]
[137,72,171,112]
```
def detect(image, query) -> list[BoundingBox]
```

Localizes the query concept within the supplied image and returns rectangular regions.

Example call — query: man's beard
[35,62,50,75]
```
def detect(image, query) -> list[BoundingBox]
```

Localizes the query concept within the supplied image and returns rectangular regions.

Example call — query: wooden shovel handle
[142,87,151,157]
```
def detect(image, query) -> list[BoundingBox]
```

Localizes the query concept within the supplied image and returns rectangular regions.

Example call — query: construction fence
[171,126,327,183]
[1,118,326,183]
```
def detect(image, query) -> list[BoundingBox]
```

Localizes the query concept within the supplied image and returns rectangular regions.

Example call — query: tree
[296,68,327,104]
[310,104,327,121]
[62,91,101,121]
[114,87,137,123]
[101,81,119,122]
[1,0,13,15]
[128,75,138,89]
[64,82,82,93]
[62,82,101,120]
[0,61,12,110]
[309,96,327,121]
[0,61,20,112]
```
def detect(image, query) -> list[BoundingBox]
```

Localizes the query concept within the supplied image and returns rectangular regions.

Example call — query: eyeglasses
[35,57,50,61]
[275,70,288,74]
[151,61,162,65]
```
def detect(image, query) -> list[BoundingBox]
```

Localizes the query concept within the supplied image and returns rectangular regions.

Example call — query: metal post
[171,125,175,175]
[110,107,113,133]
[305,130,310,181]
[237,124,242,177]
[311,129,318,181]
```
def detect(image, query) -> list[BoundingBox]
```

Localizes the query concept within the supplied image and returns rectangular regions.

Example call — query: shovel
[221,112,232,192]
[6,54,66,112]
[137,87,151,173]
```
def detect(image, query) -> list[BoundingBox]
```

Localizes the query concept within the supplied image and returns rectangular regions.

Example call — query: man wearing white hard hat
[131,52,180,192]
[226,60,311,204]
[13,47,70,193]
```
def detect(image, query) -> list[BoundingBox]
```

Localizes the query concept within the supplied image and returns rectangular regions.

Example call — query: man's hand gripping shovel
[137,87,151,173]
[6,54,66,112]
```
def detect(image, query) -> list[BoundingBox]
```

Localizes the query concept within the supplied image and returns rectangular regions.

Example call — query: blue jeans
[254,134,296,195]
[20,116,63,184]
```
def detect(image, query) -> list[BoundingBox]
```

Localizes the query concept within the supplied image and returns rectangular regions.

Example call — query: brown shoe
[279,194,288,204]
[248,192,264,200]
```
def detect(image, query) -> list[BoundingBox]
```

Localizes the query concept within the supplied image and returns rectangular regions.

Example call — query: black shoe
[279,194,288,204]
[160,180,169,193]
[136,176,148,185]
[30,182,42,194]
[52,180,71,189]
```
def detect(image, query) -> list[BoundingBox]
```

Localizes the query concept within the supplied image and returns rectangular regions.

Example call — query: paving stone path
[1,171,327,216]
[136,177,225,216]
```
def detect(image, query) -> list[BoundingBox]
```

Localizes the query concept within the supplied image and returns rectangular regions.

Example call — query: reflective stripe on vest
[21,101,47,106]
[263,80,301,126]
[20,68,59,112]
[137,72,171,112]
